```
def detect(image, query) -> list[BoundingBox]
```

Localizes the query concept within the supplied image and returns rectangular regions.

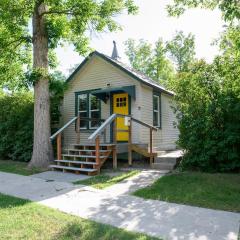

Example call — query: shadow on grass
[54,221,153,240]
[0,193,30,209]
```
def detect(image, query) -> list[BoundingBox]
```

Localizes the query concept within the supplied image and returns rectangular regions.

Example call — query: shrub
[174,59,240,172]
[0,92,34,162]
[0,74,66,162]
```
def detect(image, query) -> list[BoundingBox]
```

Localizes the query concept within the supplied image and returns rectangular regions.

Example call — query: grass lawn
[0,160,43,176]
[134,172,240,212]
[0,193,158,240]
[74,170,139,189]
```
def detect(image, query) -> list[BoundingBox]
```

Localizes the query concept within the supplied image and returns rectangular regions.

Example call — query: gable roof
[66,51,174,96]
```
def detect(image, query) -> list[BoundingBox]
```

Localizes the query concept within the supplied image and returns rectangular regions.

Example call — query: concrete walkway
[0,171,239,240]
[105,169,169,196]
[31,170,90,183]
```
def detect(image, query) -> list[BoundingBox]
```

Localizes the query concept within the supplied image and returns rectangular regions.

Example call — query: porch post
[95,136,100,173]
[57,133,62,160]
[128,118,132,166]
[149,127,153,166]
[76,114,80,144]
[112,118,118,169]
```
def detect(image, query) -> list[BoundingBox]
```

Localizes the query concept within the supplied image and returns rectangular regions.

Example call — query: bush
[174,59,240,172]
[0,92,34,162]
[0,74,66,162]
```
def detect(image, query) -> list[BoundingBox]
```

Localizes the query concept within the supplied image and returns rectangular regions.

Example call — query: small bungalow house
[50,42,179,175]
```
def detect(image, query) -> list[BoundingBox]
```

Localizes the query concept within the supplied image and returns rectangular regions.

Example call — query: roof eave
[66,51,175,97]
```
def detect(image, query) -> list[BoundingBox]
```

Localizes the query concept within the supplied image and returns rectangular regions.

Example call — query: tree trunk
[28,2,53,168]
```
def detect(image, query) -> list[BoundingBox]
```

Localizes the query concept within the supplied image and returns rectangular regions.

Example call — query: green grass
[74,170,139,189]
[134,172,240,212]
[0,193,158,240]
[0,160,43,176]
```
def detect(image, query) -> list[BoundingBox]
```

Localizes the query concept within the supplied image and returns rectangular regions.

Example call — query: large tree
[166,31,195,72]
[124,38,175,87]
[0,0,137,168]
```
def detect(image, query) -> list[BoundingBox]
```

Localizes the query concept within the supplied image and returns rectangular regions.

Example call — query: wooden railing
[50,113,157,168]
[88,114,158,167]
[50,115,105,160]
[50,116,78,160]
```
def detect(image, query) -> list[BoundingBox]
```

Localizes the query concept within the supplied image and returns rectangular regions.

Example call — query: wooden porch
[50,114,158,175]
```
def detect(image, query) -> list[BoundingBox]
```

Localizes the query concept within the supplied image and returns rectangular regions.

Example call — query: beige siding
[62,55,141,147]
[139,85,179,150]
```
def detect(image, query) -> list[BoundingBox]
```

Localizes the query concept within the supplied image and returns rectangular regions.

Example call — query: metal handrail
[131,117,158,131]
[88,114,117,141]
[88,113,158,141]
[50,116,77,141]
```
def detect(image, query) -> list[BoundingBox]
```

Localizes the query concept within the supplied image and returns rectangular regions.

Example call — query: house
[50,42,179,175]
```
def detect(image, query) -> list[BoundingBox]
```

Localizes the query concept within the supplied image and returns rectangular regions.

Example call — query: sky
[56,0,224,76]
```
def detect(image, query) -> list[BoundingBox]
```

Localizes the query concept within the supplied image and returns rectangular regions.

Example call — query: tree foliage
[167,0,240,22]
[0,0,138,167]
[124,38,175,87]
[0,73,67,162]
[173,27,240,172]
[166,31,195,72]
[0,91,34,162]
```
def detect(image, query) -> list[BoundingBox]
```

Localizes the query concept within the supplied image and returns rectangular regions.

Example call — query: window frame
[78,93,88,130]
[75,90,101,130]
[153,91,161,128]
[89,93,101,129]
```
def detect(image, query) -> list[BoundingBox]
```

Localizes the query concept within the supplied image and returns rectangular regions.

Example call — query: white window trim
[78,94,88,129]
[153,95,160,127]
[89,94,100,129]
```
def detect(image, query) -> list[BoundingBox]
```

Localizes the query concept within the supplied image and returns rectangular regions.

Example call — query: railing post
[113,118,117,144]
[57,133,62,160]
[76,114,80,144]
[95,136,100,173]
[104,128,107,143]
[112,145,117,169]
[112,117,118,169]
[150,127,153,166]
[128,118,132,166]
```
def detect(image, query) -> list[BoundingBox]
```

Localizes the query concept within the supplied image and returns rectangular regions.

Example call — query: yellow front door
[113,93,129,141]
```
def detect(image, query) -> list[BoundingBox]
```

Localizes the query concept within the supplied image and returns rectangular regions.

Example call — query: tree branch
[0,37,30,53]
[41,9,74,16]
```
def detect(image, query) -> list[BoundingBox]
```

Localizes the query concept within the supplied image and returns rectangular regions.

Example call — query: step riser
[50,165,98,176]
[152,163,176,170]
[55,160,97,165]
[154,158,177,164]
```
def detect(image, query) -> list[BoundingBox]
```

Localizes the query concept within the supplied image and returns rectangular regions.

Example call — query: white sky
[56,0,224,76]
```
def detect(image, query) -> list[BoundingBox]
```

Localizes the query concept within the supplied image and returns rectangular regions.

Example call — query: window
[78,94,88,129]
[77,92,101,129]
[116,97,127,107]
[153,93,161,127]
[89,94,100,129]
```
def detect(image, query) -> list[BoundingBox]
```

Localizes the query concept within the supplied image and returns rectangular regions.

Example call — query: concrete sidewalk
[104,169,168,196]
[0,171,239,240]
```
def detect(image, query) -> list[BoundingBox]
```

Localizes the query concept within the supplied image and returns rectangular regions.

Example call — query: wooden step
[131,144,157,158]
[62,154,106,158]
[54,160,97,165]
[71,143,115,147]
[65,149,110,153]
[50,165,97,173]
